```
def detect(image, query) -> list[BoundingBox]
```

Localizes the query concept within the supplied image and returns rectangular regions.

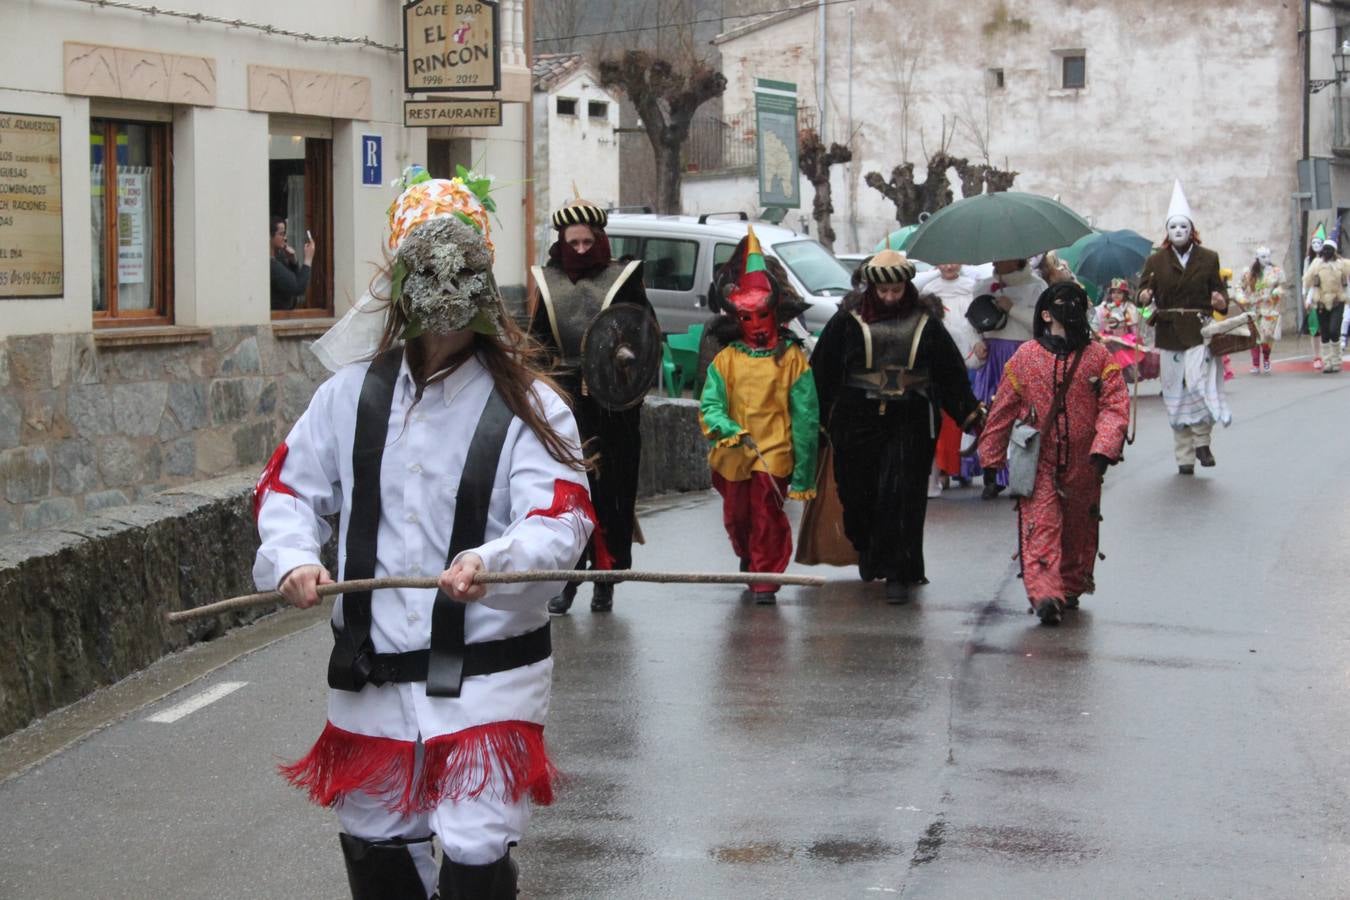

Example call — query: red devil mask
[734,293,778,349]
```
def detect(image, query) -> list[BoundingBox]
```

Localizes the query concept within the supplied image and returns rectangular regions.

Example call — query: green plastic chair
[660,341,684,397]
[666,326,703,394]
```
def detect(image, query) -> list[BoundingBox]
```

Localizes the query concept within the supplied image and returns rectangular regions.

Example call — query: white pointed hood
[1166,179,1193,226]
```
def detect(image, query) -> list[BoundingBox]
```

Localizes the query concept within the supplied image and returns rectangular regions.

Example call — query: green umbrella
[873,225,919,252]
[1056,229,1104,271]
[904,192,1094,265]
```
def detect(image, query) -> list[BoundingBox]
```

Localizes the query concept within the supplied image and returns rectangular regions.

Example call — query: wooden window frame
[91,118,174,327]
[271,136,335,321]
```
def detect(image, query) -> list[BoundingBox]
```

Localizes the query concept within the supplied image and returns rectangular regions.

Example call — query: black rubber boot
[590,582,614,612]
[885,579,910,605]
[438,851,519,900]
[1036,598,1064,627]
[338,832,430,900]
[547,581,579,615]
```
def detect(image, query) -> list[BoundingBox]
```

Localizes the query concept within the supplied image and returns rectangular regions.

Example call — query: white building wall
[544,70,621,212]
[0,0,452,337]
[712,0,1303,272]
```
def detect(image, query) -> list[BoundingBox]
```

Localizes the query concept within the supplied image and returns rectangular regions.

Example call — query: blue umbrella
[1073,229,1153,288]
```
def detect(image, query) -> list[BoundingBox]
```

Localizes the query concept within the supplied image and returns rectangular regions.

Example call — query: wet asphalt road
[2,362,1349,899]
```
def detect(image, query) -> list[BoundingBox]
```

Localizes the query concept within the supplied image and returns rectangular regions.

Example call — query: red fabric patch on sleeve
[527,478,614,570]
[253,442,299,520]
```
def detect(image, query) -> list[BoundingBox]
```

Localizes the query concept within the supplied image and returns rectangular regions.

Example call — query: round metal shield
[580,303,663,410]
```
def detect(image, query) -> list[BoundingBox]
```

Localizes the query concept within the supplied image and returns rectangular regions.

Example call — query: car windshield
[771,240,853,296]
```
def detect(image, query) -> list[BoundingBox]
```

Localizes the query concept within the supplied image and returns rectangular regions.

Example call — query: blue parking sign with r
[361,135,382,187]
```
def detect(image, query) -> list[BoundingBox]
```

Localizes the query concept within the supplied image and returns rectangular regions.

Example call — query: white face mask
[1256,247,1272,267]
[1312,239,1325,254]
[1167,217,1193,248]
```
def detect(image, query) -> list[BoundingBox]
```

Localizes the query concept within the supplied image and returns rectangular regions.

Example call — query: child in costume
[699,226,819,604]
[978,282,1130,626]
[1237,246,1284,374]
[1095,278,1159,382]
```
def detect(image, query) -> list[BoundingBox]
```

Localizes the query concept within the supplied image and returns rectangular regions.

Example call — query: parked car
[604,213,854,334]
[836,251,934,278]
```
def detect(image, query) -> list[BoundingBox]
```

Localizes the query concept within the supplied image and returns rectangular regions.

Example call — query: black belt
[362,624,551,688]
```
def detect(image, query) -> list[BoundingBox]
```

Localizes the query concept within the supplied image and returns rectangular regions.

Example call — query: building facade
[530,53,621,260]
[0,0,532,535]
[697,0,1306,277]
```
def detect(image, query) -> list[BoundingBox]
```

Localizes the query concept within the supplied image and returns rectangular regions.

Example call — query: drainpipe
[847,7,858,252]
[817,0,827,141]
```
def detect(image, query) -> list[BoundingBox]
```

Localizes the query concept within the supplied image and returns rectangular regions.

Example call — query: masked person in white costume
[254,167,596,899]
[1137,181,1231,475]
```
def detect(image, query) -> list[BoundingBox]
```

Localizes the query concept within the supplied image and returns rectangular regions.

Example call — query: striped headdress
[551,182,608,230]
[861,249,917,285]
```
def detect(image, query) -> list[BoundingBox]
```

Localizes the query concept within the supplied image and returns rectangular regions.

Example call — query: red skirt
[935,413,961,476]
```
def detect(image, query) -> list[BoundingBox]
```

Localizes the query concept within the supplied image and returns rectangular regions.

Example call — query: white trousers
[1172,421,1213,466]
[335,739,532,895]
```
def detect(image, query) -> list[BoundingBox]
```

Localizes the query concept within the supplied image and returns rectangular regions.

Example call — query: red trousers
[1018,464,1102,604]
[712,471,791,593]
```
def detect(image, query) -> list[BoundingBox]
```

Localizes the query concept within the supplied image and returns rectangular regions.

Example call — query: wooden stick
[165,570,827,624]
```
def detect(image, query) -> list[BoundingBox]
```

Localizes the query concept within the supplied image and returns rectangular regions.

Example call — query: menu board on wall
[117,171,146,285]
[0,112,63,299]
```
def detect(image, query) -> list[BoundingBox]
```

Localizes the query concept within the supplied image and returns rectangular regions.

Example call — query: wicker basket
[1204,306,1260,357]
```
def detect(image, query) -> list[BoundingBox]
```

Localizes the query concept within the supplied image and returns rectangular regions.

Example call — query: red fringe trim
[527,478,614,570]
[277,720,558,814]
[253,442,298,520]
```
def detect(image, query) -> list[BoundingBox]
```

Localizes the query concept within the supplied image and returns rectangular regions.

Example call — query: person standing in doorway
[270,215,315,310]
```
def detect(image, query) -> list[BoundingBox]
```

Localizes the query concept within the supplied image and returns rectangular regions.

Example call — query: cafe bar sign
[0,111,63,299]
[403,1,500,94]
[404,99,502,128]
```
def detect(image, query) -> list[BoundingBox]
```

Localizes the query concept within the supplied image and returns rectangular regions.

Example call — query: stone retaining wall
[0,327,330,536]
[1,397,710,739]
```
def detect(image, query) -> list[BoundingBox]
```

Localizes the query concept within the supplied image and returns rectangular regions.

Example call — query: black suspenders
[328,349,517,698]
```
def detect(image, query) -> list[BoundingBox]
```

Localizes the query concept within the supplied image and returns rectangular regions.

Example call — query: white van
[604,213,853,334]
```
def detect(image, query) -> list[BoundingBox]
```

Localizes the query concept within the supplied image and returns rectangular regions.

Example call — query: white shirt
[920,273,984,369]
[972,266,1048,343]
[254,352,593,739]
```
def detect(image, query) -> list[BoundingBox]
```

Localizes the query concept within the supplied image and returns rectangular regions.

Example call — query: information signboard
[0,112,63,299]
[754,80,800,209]
[403,1,501,94]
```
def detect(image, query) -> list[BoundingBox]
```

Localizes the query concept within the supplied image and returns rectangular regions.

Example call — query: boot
[885,579,910,605]
[438,851,519,900]
[338,833,431,900]
[752,589,778,605]
[590,582,614,612]
[1321,339,1337,373]
[981,469,1005,500]
[1036,598,1063,627]
[1194,445,1215,468]
[547,582,578,615]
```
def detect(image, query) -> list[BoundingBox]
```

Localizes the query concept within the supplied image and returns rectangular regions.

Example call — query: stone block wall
[0,327,331,536]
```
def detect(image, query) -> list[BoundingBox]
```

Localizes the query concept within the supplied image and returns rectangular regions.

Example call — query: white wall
[714,0,1303,271]
[543,69,621,213]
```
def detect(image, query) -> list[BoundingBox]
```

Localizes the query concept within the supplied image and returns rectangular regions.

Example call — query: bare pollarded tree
[799,128,852,252]
[598,49,727,214]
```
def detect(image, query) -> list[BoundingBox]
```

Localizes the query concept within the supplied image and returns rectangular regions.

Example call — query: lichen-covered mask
[394,217,500,337]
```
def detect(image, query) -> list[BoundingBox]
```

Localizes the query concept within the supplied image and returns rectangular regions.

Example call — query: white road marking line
[145,681,247,723]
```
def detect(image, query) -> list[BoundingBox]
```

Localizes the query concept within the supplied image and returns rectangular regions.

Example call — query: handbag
[795,440,859,566]
[1006,348,1085,499]
[966,294,1008,333]
[1202,302,1260,356]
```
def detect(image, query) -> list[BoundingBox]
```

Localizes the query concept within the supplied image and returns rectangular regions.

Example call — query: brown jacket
[1137,244,1228,351]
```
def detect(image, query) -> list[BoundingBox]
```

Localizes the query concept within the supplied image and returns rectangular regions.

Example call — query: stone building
[530,53,622,259]
[0,0,533,535]
[694,0,1316,277]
